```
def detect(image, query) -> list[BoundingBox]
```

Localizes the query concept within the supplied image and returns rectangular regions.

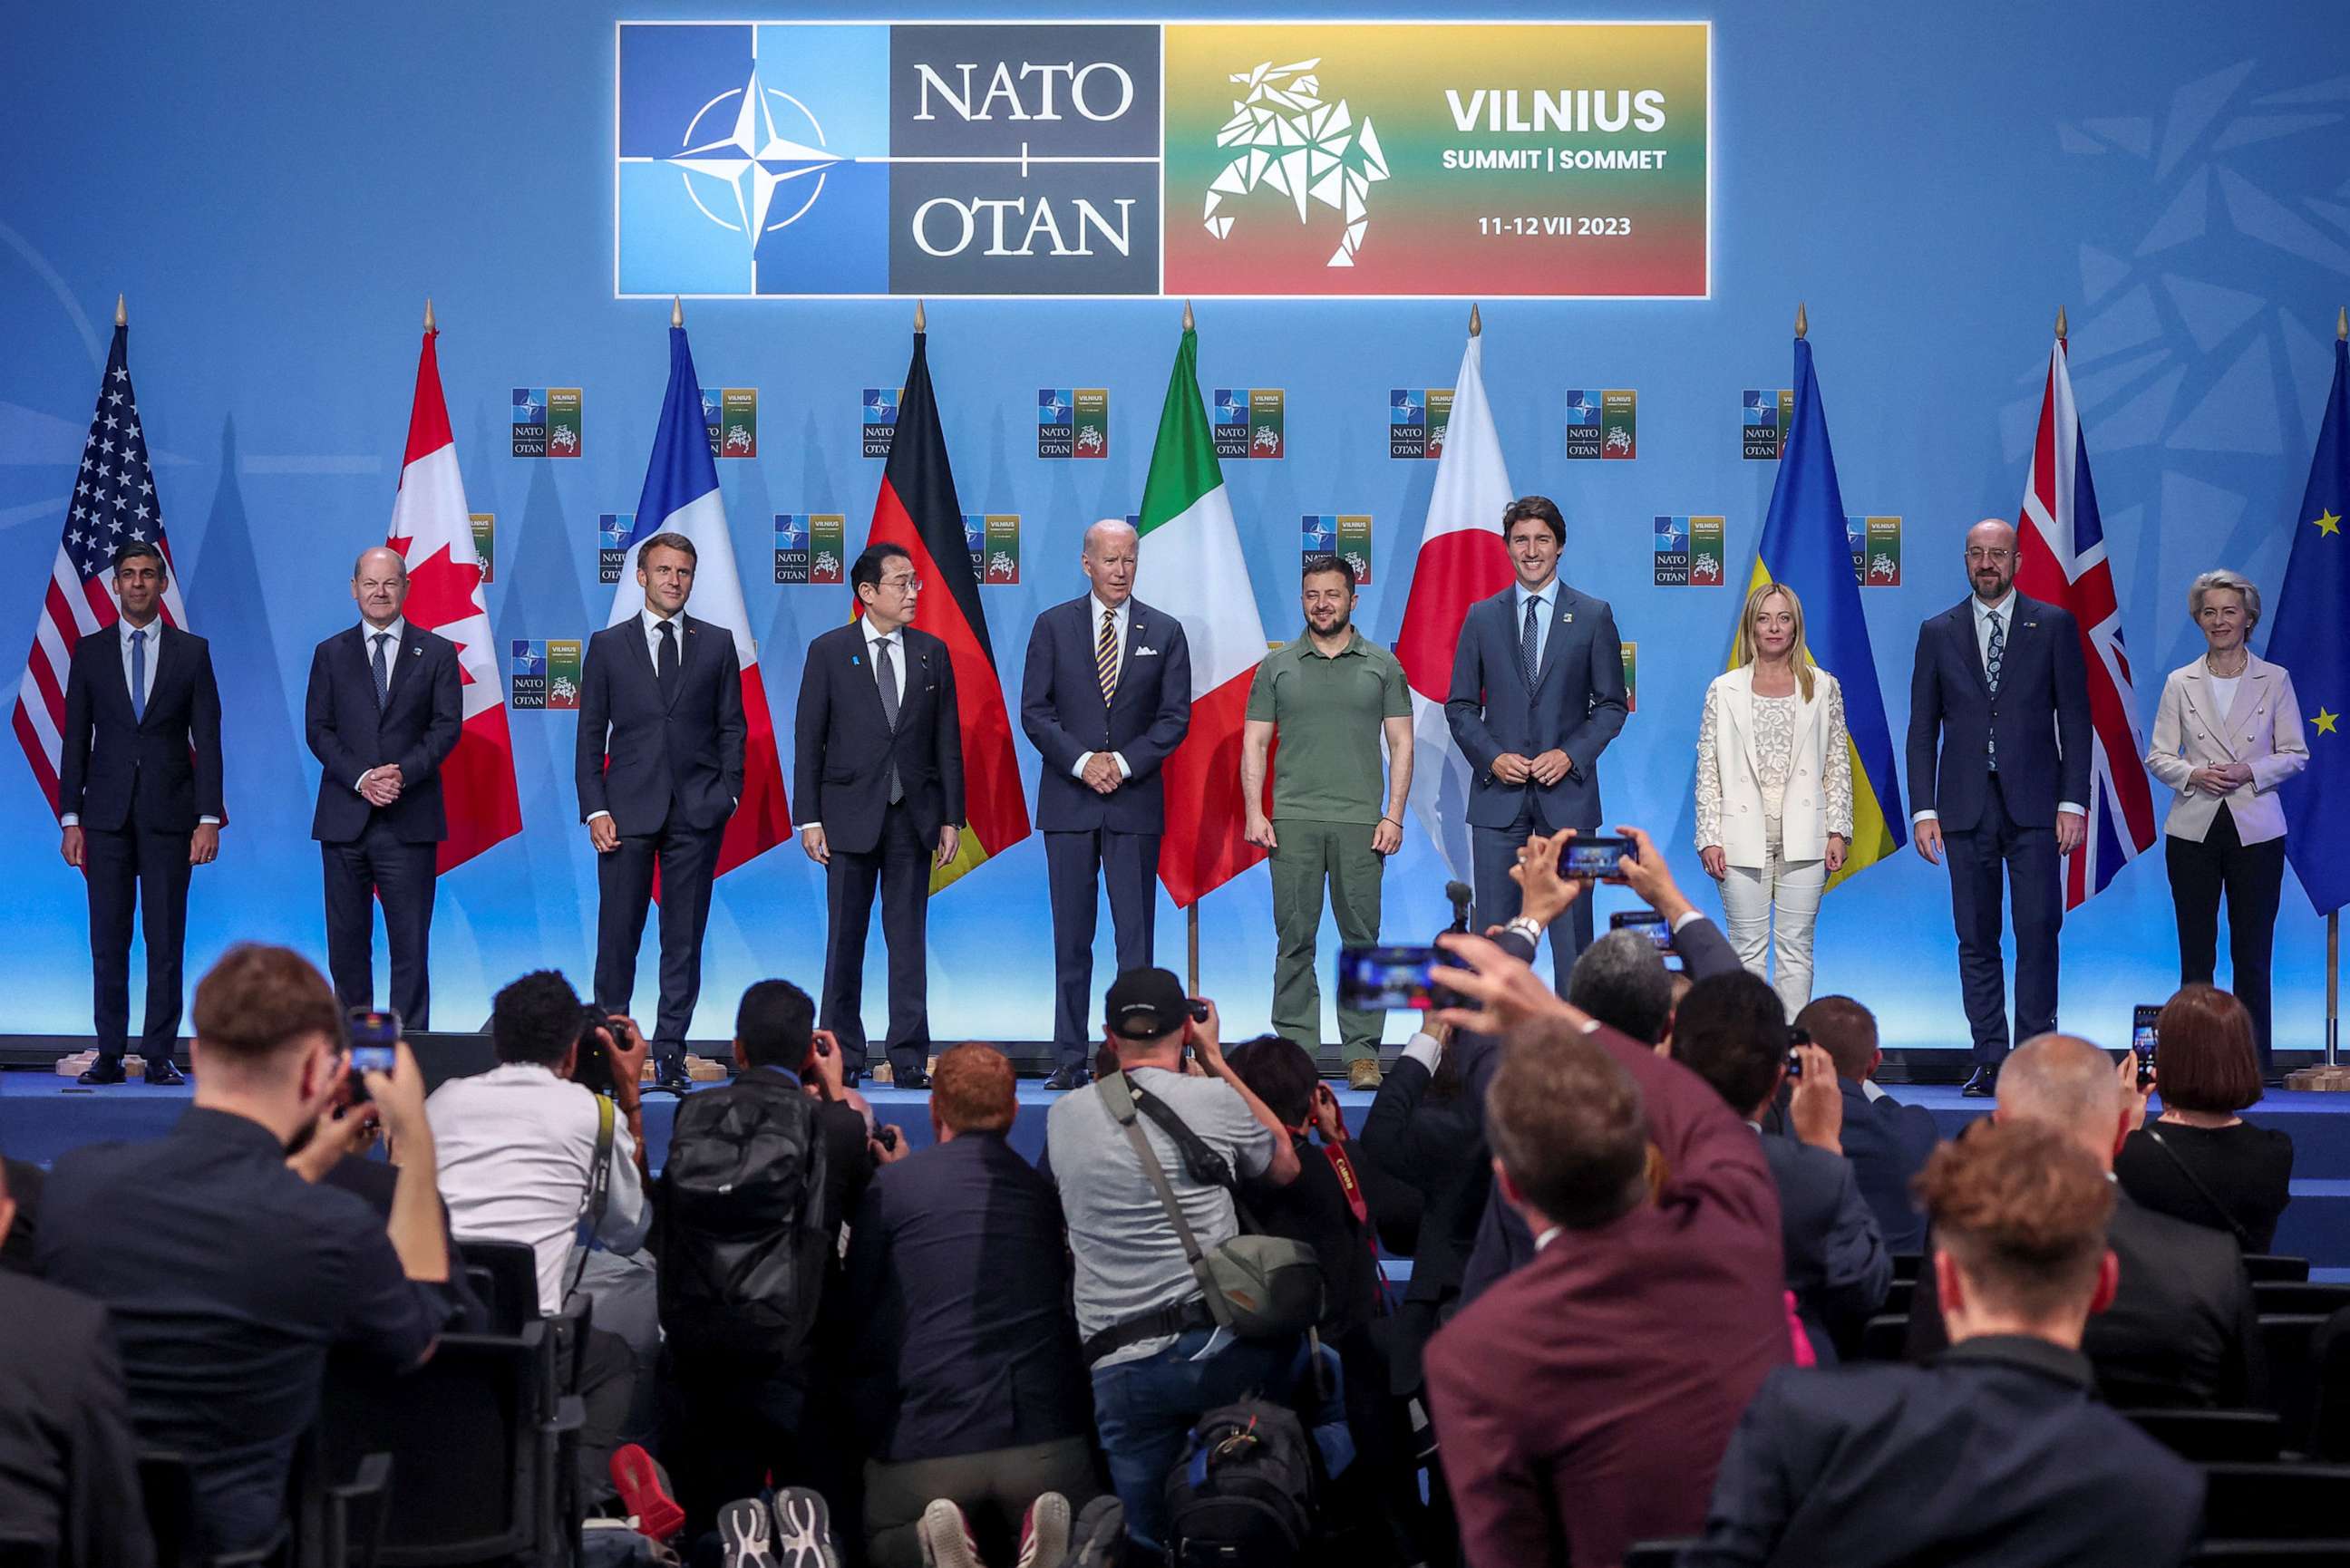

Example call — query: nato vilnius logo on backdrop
[513,388,582,458]
[773,514,846,585]
[1302,515,1373,585]
[1038,389,1109,459]
[1214,388,1285,460]
[510,640,584,710]
[862,387,900,458]
[1564,388,1636,460]
[1654,515,1724,586]
[1389,388,1453,460]
[702,387,759,458]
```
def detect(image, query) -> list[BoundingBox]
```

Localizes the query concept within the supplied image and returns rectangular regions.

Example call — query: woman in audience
[2146,568,2307,1073]
[1694,581,1853,1020]
[2115,984,2294,1252]
[1357,1009,1481,1258]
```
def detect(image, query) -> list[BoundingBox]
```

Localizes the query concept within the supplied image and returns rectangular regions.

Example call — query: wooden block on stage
[53,1050,95,1077]
[684,1054,727,1082]
[2286,1064,2350,1093]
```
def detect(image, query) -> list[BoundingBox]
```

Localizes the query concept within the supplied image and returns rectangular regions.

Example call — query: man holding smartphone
[1244,555,1416,1089]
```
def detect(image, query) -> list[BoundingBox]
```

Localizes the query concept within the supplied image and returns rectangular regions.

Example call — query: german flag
[864,325,1030,891]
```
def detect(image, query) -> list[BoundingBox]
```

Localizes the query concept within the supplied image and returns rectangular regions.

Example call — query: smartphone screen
[1561,835,1633,879]
[1609,909,1675,954]
[2132,1004,2161,1086]
[345,1009,401,1101]
[1337,945,1439,1011]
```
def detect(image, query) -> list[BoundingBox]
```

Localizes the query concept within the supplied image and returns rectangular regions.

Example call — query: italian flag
[1141,323,1268,908]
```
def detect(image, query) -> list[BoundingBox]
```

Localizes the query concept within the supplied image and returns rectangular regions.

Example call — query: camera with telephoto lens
[574,1004,636,1098]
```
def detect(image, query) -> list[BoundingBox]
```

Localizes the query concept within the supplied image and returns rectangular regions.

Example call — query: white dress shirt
[1075,593,1133,782]
[353,617,407,796]
[804,618,911,837]
[588,607,713,826]
[60,616,221,828]
[426,1061,649,1316]
[1912,590,2083,823]
[1512,577,1558,677]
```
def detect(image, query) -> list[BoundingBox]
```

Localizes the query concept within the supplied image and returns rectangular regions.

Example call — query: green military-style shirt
[1245,627,1413,824]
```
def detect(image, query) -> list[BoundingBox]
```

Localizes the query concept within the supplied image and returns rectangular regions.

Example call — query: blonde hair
[1732,581,1819,701]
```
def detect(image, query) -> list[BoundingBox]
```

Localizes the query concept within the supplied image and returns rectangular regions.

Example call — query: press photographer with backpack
[1044,967,1314,1556]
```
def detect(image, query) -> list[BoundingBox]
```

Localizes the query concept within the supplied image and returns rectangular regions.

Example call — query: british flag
[13,319,187,812]
[2015,334,2159,909]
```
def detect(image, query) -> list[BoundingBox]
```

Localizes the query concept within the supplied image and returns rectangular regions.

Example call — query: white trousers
[1716,817,1827,1021]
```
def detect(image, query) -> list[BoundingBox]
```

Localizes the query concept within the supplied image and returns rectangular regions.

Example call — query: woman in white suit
[1695,582,1853,1019]
[2147,568,2307,1071]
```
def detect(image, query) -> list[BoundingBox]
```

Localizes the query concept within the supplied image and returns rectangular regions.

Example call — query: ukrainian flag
[1738,329,1907,889]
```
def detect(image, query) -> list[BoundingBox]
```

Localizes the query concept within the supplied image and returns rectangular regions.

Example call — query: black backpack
[1164,1399,1320,1566]
[658,1081,830,1360]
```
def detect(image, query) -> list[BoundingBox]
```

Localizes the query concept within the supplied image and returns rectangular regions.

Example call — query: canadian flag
[385,322,523,873]
[1393,328,1516,877]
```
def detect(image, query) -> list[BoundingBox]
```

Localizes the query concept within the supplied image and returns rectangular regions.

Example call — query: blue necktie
[129,627,147,721]
[371,632,392,712]
[1520,595,1543,690]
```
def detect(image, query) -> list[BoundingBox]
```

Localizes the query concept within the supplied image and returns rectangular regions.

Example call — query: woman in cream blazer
[2147,568,2307,1070]
[1696,582,1853,1019]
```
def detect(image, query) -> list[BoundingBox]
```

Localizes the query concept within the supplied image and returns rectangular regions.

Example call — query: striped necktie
[1097,606,1119,704]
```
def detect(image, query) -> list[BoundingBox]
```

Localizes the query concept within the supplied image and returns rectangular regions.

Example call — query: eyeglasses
[881,576,923,594]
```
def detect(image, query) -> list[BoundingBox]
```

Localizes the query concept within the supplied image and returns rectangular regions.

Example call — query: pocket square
[1135,645,1160,656]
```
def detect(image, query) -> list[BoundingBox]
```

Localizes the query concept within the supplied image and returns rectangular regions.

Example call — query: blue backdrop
[4,0,2347,1051]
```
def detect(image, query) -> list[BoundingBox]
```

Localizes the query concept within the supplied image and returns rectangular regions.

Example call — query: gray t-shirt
[1045,1067,1277,1366]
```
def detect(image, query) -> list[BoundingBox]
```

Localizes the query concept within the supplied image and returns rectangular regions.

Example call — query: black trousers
[1471,801,1595,999]
[1044,828,1160,1068]
[594,817,723,1072]
[321,818,439,1028]
[823,801,932,1076]
[84,802,193,1067]
[573,1326,637,1506]
[2167,810,2287,1070]
[1943,774,2062,1067]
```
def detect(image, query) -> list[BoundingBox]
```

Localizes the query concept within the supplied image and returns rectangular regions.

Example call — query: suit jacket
[1444,584,1628,830]
[59,622,224,832]
[1021,595,1191,833]
[575,614,745,837]
[793,622,964,857]
[1682,1336,2203,1568]
[0,1270,153,1568]
[1696,665,1850,866]
[2147,651,2307,845]
[1424,1022,1789,1568]
[1762,1129,1891,1363]
[305,624,462,843]
[1906,593,2091,831]
[1835,1079,1939,1254]
[1908,1186,2266,1409]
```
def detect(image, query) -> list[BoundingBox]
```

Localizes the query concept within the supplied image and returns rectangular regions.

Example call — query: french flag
[607,320,791,876]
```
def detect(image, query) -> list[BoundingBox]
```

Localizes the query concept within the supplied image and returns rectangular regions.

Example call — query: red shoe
[610,1444,686,1542]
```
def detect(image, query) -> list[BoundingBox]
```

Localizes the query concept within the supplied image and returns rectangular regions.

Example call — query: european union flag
[1744,334,1906,887]
[2267,323,2350,914]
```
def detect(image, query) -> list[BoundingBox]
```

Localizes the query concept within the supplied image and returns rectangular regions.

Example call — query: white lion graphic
[1075,426,1106,456]
[1251,425,1282,453]
[549,426,579,455]
[723,426,753,454]
[1203,59,1390,268]
[1605,427,1632,456]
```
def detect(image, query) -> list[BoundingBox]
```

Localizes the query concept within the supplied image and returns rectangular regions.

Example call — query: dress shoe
[77,1058,127,1086]
[653,1060,694,1095]
[143,1060,186,1087]
[1960,1065,1999,1099]
[892,1064,931,1090]
[1044,1064,1092,1092]
[1347,1058,1384,1091]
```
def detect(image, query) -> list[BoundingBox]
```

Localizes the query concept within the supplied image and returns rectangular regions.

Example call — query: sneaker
[1347,1058,1383,1091]
[917,1499,984,1568]
[610,1444,685,1542]
[771,1487,844,1568]
[1063,1496,1125,1568]
[719,1497,775,1568]
[1015,1492,1070,1568]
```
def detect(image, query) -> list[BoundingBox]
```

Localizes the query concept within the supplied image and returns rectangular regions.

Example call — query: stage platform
[7,1071,2350,1272]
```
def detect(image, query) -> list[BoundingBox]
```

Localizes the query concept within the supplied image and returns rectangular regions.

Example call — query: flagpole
[2329,912,2339,1068]
[1182,296,1201,995]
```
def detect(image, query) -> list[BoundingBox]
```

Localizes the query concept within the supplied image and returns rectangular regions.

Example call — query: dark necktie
[1985,610,2005,770]
[875,635,904,803]
[1520,595,1543,689]
[371,631,392,712]
[129,627,147,721]
[1097,606,1119,704]
[656,619,679,702]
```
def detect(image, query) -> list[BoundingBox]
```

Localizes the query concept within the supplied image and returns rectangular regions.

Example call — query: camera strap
[566,1091,617,1298]
[2143,1128,2255,1249]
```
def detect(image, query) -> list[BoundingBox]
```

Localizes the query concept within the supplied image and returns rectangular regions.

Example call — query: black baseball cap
[1106,967,1190,1040]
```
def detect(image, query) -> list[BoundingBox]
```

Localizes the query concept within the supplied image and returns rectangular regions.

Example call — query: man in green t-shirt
[1242,555,1415,1089]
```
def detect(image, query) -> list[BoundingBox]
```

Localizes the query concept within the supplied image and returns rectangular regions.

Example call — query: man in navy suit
[1020,519,1191,1089]
[1908,519,2092,1095]
[578,532,745,1089]
[59,541,223,1086]
[1446,496,1628,992]
[1682,1118,2201,1568]
[796,542,965,1088]
[1796,993,1940,1253]
[305,547,461,1029]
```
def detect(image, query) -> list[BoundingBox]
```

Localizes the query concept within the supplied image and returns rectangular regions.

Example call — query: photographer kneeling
[1044,968,1307,1556]
[427,970,652,1505]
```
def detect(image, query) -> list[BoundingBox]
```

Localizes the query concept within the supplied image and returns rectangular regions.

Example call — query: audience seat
[2126,1408,2284,1463]
[1856,1313,1908,1364]
[140,1434,391,1568]
[2256,1316,2328,1447]
[2250,1282,2350,1318]
[1889,1252,1923,1283]
[2198,1462,2350,1543]
[456,1239,542,1336]
[1622,1541,1697,1567]
[2242,1255,2312,1284]
[2306,1306,2350,1463]
[1881,1278,1916,1317]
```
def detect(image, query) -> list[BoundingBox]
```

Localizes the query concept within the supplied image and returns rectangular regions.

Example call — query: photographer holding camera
[425,969,651,1504]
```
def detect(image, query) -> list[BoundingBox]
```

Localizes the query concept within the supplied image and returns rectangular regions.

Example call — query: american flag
[13,322,187,812]
[2015,333,2159,908]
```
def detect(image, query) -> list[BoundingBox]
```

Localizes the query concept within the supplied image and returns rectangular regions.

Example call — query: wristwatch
[1503,915,1546,944]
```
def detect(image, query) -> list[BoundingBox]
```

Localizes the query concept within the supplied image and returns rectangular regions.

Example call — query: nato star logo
[1390,389,1424,427]
[864,388,898,423]
[775,515,808,549]
[1743,391,1777,429]
[511,642,546,677]
[666,63,841,250]
[514,389,546,423]
[1039,390,1072,424]
[1216,390,1248,424]
[1565,392,1597,426]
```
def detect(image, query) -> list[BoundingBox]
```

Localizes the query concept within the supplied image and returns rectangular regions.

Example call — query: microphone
[1445,880,1473,934]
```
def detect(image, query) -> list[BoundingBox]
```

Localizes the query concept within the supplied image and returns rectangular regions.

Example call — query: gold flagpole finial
[2055,305,2069,342]
[914,298,927,334]
[1795,302,1809,339]
[1182,298,1195,332]
[1469,303,1482,337]
[2338,305,2347,342]
[423,297,436,334]
[114,293,126,328]
[670,295,684,328]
